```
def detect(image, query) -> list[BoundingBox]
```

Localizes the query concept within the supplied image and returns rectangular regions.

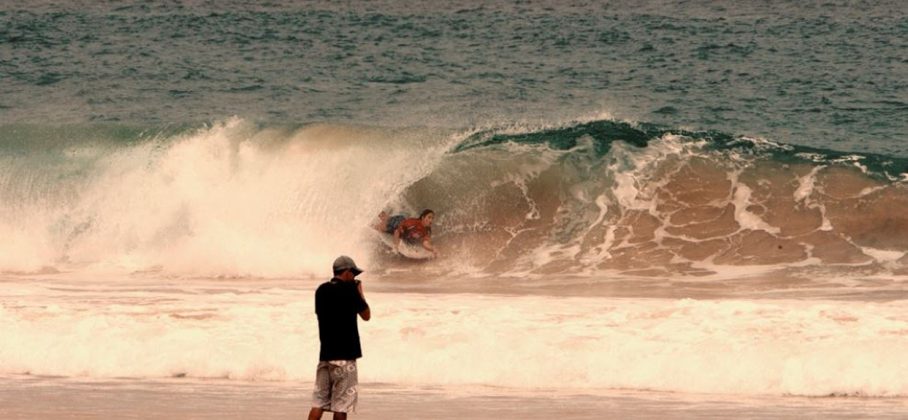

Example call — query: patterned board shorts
[312,360,359,413]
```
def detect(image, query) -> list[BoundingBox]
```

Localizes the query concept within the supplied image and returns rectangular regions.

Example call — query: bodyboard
[374,230,435,259]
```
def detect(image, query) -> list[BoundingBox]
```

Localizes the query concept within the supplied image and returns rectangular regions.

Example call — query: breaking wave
[1,117,907,279]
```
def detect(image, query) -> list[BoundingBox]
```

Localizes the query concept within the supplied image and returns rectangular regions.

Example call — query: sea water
[1,1,907,418]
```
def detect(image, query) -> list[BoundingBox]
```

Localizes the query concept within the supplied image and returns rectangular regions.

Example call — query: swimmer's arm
[422,238,439,257]
[393,225,403,250]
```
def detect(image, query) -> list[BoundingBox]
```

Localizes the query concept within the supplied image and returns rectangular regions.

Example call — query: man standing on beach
[308,256,371,420]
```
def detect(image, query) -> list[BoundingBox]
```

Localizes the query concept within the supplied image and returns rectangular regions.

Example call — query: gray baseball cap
[332,255,363,275]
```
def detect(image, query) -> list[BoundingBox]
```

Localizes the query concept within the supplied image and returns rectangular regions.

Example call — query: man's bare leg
[307,407,323,420]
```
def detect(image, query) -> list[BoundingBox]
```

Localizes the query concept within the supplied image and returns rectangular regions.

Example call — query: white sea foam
[0,119,459,277]
[861,247,906,263]
[1,281,906,397]
[732,184,780,234]
[794,166,822,203]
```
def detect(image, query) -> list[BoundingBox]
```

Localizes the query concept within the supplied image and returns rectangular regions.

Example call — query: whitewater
[2,1,908,418]
[4,276,908,396]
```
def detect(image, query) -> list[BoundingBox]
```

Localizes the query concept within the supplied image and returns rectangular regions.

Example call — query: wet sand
[2,375,906,420]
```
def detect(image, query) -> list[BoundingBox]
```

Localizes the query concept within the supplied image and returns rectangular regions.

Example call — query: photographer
[308,256,371,420]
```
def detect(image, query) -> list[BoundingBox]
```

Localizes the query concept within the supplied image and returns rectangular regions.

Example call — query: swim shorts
[385,215,406,233]
[312,360,359,413]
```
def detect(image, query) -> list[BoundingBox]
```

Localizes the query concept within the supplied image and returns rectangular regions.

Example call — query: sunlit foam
[2,286,906,397]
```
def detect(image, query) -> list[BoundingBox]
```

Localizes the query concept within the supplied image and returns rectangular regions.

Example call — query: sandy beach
[3,375,907,420]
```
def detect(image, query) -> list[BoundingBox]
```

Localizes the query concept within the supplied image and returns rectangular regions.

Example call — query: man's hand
[356,280,371,321]
[422,239,438,258]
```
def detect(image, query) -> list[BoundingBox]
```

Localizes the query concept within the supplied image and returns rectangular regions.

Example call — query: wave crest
[2,118,907,279]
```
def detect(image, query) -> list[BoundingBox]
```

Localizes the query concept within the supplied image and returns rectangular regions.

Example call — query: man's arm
[393,225,403,250]
[421,237,438,257]
[356,281,371,321]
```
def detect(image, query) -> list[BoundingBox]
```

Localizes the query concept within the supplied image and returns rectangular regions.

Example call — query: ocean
[1,1,907,418]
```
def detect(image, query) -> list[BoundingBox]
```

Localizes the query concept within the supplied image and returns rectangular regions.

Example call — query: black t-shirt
[315,278,369,361]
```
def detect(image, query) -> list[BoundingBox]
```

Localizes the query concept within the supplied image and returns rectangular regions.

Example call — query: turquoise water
[2,0,906,155]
